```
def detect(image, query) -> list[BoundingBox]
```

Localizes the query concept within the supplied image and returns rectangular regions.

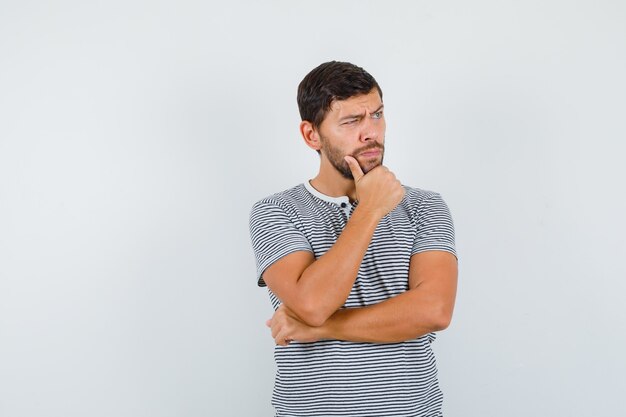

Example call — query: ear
[300,121,321,152]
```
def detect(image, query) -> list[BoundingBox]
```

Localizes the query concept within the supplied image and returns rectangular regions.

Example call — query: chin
[360,158,383,174]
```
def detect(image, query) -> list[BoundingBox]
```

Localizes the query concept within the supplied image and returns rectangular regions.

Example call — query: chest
[296,206,415,306]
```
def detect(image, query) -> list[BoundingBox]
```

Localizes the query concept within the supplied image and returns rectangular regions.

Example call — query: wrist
[351,204,384,225]
[316,311,344,341]
[313,323,331,341]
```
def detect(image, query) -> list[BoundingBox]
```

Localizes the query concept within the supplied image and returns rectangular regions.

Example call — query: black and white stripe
[249,183,456,417]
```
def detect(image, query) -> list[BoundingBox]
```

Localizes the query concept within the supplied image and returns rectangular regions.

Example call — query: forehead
[327,89,382,118]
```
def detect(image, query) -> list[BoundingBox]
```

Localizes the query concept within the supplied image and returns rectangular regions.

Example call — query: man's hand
[344,156,405,219]
[258,159,404,329]
[266,304,324,346]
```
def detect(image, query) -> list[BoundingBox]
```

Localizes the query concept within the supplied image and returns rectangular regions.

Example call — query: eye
[342,118,358,125]
[372,111,383,119]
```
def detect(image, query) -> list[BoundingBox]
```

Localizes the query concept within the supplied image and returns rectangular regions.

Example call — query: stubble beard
[320,136,385,180]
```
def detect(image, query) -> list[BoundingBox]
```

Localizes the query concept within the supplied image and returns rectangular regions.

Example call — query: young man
[249,61,458,417]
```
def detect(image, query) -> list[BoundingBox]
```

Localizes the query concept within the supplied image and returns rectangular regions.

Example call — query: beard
[320,136,385,180]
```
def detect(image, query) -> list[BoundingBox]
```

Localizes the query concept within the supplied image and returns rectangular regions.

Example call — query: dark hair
[297,61,383,129]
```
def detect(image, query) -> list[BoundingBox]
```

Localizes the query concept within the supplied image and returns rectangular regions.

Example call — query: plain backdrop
[1,1,625,416]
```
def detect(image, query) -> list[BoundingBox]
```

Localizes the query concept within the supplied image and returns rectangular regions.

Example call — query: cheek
[378,120,387,136]
[332,143,349,158]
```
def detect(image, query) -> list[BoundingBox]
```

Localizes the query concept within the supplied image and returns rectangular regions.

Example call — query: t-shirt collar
[304,180,351,207]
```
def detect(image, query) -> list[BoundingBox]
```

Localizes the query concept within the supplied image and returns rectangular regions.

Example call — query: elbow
[431,314,452,332]
[428,305,454,332]
[299,308,330,327]
[302,315,327,328]
[295,301,331,327]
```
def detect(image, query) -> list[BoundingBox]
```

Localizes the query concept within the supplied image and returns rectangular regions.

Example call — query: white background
[1,1,625,416]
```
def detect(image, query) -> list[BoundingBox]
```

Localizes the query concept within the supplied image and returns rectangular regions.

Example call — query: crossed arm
[259,206,382,327]
[261,157,457,345]
[265,249,458,345]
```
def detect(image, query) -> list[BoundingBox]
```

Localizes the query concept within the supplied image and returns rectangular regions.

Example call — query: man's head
[297,61,383,131]
[298,61,386,180]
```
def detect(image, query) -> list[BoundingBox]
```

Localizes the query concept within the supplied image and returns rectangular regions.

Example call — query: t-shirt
[249,181,457,417]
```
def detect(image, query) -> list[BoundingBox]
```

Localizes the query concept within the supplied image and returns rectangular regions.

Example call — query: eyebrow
[370,104,385,115]
[338,104,385,122]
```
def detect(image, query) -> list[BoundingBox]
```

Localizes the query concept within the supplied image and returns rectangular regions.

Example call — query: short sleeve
[249,200,313,287]
[412,193,457,259]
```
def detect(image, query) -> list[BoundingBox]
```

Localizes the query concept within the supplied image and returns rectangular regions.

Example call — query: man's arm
[268,250,457,345]
[261,156,404,327]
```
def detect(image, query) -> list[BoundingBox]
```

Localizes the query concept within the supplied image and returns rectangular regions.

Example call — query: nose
[359,116,380,143]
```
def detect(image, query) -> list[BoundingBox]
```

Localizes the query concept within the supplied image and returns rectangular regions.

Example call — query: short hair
[297,61,383,129]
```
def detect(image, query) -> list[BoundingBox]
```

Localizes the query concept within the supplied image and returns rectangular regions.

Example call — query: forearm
[291,206,380,325]
[262,162,406,327]
[319,289,452,343]
[269,252,457,345]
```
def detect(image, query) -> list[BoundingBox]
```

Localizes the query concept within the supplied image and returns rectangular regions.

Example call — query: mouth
[359,149,381,158]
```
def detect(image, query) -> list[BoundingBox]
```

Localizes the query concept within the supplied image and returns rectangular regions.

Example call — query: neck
[309,161,357,202]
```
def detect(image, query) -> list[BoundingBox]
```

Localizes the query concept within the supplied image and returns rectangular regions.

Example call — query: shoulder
[249,184,311,220]
[399,185,454,224]
[401,185,447,207]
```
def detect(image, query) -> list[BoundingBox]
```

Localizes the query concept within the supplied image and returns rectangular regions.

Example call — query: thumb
[344,156,364,182]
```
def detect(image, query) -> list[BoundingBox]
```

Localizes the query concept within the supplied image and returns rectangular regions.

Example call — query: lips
[359,149,381,158]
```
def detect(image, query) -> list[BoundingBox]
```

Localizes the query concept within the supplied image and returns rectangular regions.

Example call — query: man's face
[316,89,386,180]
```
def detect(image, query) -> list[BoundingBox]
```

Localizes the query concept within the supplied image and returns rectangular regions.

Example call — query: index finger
[344,156,364,182]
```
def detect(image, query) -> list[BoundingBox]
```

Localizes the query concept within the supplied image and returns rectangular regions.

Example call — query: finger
[275,329,292,346]
[277,336,291,346]
[270,321,280,338]
[344,155,364,182]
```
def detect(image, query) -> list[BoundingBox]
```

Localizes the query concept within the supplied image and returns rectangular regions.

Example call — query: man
[249,61,458,417]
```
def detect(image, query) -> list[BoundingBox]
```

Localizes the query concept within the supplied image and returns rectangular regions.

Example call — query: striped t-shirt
[249,181,456,417]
